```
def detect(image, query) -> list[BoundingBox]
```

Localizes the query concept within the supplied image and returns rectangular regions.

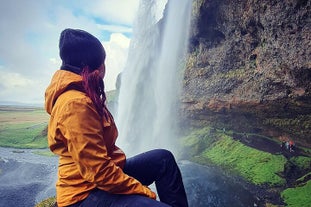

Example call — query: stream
[0,147,257,207]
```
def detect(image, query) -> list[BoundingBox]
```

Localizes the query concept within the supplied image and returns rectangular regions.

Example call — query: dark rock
[181,0,311,147]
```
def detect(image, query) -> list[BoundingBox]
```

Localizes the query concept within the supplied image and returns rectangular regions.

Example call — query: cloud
[0,69,45,104]
[85,0,140,25]
[0,0,139,104]
[0,71,33,88]
[103,33,131,91]
[96,24,132,34]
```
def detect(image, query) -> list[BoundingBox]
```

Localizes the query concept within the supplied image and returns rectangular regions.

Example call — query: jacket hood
[45,70,83,114]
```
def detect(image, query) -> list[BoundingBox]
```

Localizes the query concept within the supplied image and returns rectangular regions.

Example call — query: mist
[116,0,192,156]
[0,148,57,207]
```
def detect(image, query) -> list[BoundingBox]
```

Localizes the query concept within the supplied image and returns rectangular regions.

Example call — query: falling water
[116,0,192,155]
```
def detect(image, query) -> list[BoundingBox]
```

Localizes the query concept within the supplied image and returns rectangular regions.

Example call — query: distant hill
[0,101,44,108]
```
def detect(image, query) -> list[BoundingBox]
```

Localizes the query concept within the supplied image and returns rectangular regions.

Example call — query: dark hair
[81,67,108,119]
[59,28,108,118]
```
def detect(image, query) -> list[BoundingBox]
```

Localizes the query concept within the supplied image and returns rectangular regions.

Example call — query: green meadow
[0,106,49,149]
[0,91,118,150]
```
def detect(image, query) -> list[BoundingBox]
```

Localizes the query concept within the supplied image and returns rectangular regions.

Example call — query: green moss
[35,197,56,207]
[199,134,287,186]
[290,156,311,170]
[301,147,311,155]
[180,127,216,156]
[264,117,301,128]
[262,114,311,150]
[263,114,311,135]
[281,180,311,207]
[217,68,248,79]
[181,128,287,186]
[297,171,311,182]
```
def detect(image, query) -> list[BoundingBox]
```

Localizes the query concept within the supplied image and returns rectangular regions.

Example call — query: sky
[0,0,142,105]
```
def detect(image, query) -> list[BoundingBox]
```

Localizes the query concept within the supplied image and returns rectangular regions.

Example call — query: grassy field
[0,106,49,148]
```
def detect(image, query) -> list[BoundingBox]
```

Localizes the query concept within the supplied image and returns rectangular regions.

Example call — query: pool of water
[179,160,257,207]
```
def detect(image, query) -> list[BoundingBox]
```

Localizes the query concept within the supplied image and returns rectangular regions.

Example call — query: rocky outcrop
[181,0,311,146]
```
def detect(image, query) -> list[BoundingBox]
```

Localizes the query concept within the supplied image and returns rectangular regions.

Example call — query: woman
[45,28,188,207]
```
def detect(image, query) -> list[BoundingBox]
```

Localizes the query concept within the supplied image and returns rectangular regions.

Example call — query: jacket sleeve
[59,98,155,198]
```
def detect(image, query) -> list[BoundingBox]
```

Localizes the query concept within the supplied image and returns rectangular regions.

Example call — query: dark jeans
[68,149,188,207]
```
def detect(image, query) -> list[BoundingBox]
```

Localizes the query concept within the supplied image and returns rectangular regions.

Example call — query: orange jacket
[45,70,155,207]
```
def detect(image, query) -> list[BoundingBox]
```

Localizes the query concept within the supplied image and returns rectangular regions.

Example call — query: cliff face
[181,0,311,146]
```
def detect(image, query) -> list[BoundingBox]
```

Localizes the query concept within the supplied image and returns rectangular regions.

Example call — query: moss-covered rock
[281,180,311,207]
[181,129,287,186]
[35,197,56,207]
[179,126,311,206]
[181,0,311,148]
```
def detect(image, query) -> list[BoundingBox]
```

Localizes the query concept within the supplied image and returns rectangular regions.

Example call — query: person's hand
[144,186,157,200]
[149,190,157,200]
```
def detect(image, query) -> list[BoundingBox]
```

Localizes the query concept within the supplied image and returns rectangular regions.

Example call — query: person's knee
[155,149,175,161]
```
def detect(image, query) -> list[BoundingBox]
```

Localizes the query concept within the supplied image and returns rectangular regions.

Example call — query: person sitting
[45,28,188,207]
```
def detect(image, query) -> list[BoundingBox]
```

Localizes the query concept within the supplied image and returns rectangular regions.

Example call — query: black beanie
[59,28,105,73]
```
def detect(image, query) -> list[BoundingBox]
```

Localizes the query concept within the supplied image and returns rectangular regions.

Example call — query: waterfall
[116,0,192,156]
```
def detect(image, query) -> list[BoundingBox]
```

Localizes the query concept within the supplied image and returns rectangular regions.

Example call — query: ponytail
[81,67,108,120]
